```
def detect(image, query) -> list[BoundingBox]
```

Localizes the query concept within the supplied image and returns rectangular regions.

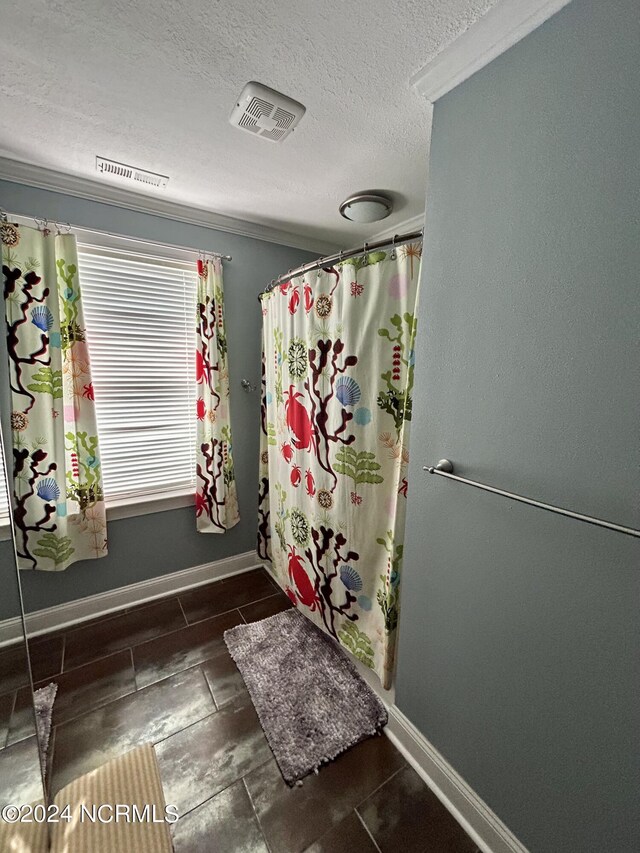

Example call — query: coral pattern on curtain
[195,258,239,532]
[2,222,107,570]
[258,243,422,687]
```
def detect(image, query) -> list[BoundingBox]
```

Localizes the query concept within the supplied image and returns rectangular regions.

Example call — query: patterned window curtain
[2,222,107,571]
[195,258,239,532]
[257,242,422,688]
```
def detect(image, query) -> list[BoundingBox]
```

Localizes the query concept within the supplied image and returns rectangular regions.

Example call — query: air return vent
[230,82,305,142]
[96,157,169,189]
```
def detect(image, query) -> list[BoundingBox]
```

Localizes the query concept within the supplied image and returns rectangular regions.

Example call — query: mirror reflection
[1,216,184,852]
[0,417,47,815]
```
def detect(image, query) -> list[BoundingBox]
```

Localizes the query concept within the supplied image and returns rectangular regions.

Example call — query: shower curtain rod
[260,227,423,297]
[2,210,232,261]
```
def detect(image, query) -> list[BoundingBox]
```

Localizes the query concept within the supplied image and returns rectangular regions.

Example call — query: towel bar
[423,460,640,538]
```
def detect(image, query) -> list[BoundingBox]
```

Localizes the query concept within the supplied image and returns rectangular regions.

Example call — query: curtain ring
[363,242,369,256]
[0,207,8,223]
[392,234,398,247]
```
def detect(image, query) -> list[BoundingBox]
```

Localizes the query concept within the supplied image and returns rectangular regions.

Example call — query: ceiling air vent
[230,82,305,143]
[96,157,169,189]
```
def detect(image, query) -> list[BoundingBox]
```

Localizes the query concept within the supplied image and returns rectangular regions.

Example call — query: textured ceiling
[0,0,498,247]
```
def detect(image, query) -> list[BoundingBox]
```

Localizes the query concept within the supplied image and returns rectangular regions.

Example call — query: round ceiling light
[339,192,393,223]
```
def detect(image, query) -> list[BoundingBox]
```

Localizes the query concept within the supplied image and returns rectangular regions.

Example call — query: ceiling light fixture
[339,192,393,223]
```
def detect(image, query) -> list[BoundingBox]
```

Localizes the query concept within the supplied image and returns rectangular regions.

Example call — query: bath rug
[0,804,48,853]
[224,608,388,785]
[34,681,57,775]
[51,743,173,852]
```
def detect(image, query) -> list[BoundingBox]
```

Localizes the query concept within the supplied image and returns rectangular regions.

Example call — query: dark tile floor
[0,567,479,852]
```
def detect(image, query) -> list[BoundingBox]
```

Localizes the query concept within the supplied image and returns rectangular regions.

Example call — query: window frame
[1,220,205,526]
[76,231,200,519]
[0,442,10,538]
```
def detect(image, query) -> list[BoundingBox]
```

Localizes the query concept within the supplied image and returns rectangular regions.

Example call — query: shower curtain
[258,242,422,687]
[2,222,107,570]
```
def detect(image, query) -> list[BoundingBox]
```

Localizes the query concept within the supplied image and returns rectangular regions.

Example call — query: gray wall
[0,276,22,619]
[0,181,316,615]
[396,1,639,851]
[0,541,21,617]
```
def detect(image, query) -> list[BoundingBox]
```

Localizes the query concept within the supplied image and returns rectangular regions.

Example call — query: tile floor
[0,567,479,852]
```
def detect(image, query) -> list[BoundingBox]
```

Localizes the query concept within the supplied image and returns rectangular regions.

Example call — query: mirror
[0,416,47,812]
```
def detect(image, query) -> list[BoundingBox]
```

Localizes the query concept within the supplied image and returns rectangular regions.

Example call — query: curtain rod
[1,209,232,261]
[260,228,423,297]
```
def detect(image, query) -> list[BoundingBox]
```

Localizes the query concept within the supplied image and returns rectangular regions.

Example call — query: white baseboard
[1,552,526,853]
[342,648,526,852]
[0,550,259,646]
[0,616,25,650]
[385,706,529,853]
[258,569,525,853]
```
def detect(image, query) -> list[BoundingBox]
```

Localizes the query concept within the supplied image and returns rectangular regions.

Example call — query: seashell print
[335,376,361,407]
[30,305,54,332]
[340,564,363,592]
[36,477,60,502]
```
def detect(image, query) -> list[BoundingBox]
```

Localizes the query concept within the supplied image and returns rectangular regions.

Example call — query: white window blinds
[0,452,10,527]
[78,245,198,502]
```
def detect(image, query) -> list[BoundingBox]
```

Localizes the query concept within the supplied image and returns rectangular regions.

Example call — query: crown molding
[0,156,337,255]
[411,0,572,103]
[369,212,425,243]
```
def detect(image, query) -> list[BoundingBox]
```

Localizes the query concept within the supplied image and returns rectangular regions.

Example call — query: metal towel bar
[423,460,640,539]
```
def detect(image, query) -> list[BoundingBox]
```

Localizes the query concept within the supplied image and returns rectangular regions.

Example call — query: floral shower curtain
[195,258,239,532]
[258,242,422,687]
[2,222,107,570]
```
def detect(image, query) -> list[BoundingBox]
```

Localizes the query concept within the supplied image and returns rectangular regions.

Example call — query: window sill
[106,490,195,521]
[0,492,195,537]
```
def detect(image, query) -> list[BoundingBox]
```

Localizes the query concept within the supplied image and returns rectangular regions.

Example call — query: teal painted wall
[0,181,316,615]
[396,1,639,851]
[0,281,21,618]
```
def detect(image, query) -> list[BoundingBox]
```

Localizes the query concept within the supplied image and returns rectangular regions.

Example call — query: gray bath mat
[34,682,57,775]
[224,608,387,785]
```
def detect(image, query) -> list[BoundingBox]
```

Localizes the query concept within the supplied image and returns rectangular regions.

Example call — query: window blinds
[0,454,10,527]
[78,245,198,502]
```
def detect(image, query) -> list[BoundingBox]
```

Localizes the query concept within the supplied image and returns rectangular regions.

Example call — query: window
[0,448,10,537]
[78,245,198,510]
